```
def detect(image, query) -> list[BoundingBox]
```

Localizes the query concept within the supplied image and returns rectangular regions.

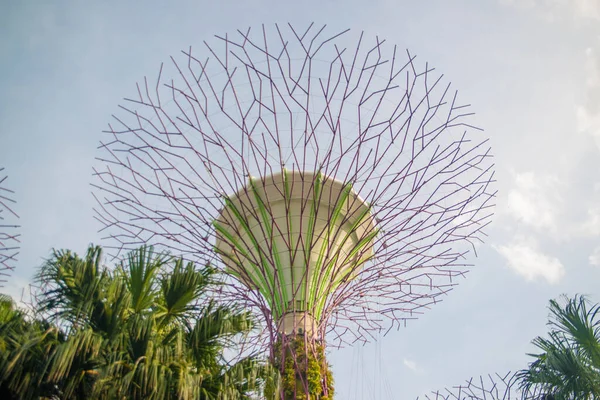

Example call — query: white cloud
[506,171,563,234]
[582,205,600,236]
[577,183,600,237]
[589,246,600,266]
[577,105,600,148]
[403,358,423,374]
[499,0,600,21]
[577,46,600,150]
[576,46,600,237]
[494,238,565,284]
[575,0,600,20]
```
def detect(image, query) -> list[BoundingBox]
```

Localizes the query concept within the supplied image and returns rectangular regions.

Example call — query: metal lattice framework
[92,23,496,351]
[0,168,20,287]
[422,373,517,400]
[420,372,546,400]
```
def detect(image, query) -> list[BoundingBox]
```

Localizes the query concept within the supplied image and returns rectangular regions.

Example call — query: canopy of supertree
[214,170,376,338]
[93,23,496,348]
[0,168,20,287]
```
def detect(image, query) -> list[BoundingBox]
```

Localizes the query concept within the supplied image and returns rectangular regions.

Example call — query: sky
[1,0,600,398]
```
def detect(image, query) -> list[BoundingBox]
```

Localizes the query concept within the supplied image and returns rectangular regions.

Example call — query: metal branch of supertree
[0,168,20,287]
[421,373,517,400]
[420,372,547,400]
[92,23,496,349]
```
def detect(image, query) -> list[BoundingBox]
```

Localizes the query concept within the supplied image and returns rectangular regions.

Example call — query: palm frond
[157,259,212,326]
[518,295,600,399]
[121,245,164,314]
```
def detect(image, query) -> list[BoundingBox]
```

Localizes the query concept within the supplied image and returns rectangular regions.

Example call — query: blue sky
[1,0,600,398]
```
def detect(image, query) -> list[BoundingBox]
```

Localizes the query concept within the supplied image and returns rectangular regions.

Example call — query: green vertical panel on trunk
[310,182,352,319]
[213,220,271,297]
[249,178,288,318]
[217,197,280,317]
[304,172,321,312]
[282,170,296,312]
[314,224,378,317]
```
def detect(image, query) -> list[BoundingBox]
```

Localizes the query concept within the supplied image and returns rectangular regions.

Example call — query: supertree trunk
[271,334,332,400]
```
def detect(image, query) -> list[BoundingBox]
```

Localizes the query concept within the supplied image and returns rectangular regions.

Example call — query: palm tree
[517,295,600,399]
[1,245,266,399]
[0,294,63,399]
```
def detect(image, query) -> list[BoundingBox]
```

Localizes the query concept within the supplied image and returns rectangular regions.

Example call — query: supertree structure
[420,372,546,400]
[93,24,496,399]
[0,168,20,287]
[421,373,518,400]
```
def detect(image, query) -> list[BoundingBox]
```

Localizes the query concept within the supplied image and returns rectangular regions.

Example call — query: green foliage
[0,245,267,399]
[267,335,334,400]
[0,294,63,399]
[517,295,600,400]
